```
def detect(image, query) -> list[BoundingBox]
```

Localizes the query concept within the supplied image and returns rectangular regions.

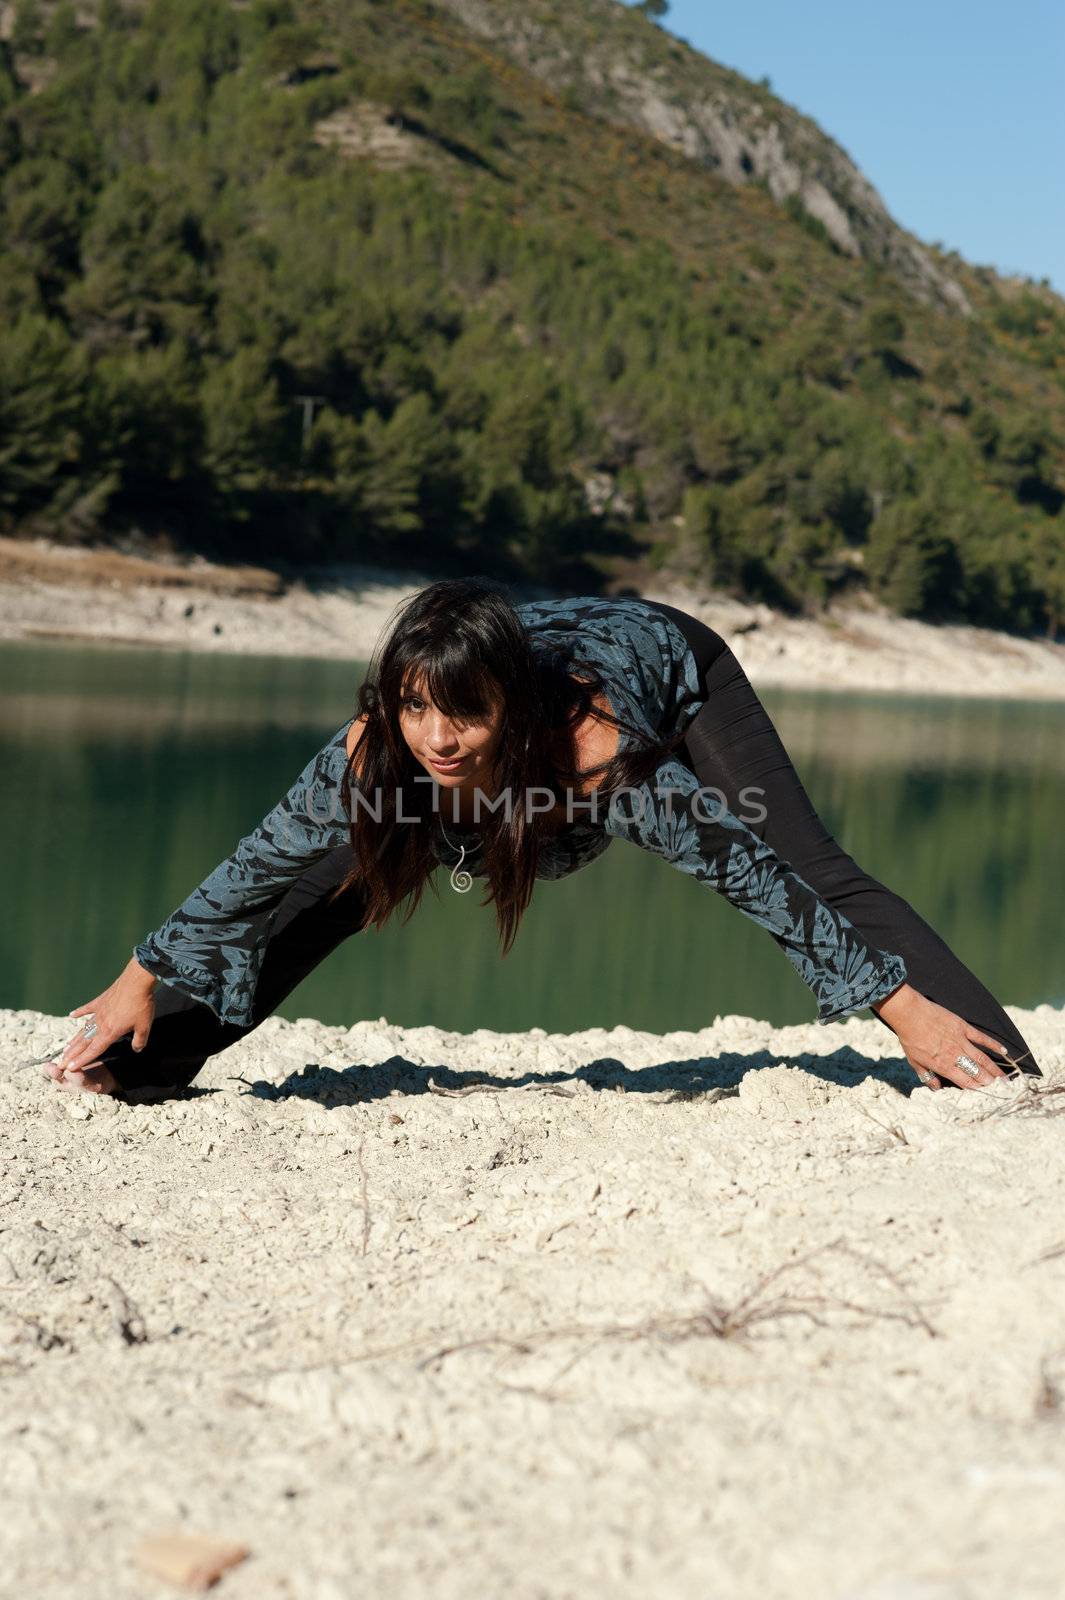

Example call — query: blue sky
[624,0,1064,294]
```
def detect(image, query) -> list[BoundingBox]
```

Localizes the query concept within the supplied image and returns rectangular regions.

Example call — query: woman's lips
[428,755,467,771]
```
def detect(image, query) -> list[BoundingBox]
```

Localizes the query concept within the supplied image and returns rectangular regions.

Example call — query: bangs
[398,641,501,722]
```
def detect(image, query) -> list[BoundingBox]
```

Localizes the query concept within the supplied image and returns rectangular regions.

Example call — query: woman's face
[398,670,505,789]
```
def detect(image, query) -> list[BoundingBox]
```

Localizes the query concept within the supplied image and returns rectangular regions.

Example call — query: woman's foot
[43,1060,120,1095]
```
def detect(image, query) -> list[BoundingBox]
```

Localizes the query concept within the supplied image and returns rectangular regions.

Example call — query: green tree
[308,393,469,553]
[863,303,906,356]
[81,343,205,526]
[1026,520,1065,640]
[0,313,84,524]
[11,0,45,57]
[255,23,323,80]
[200,346,289,497]
[681,484,747,591]
[865,501,960,617]
[63,167,211,347]
[2,155,88,295]
[44,3,80,58]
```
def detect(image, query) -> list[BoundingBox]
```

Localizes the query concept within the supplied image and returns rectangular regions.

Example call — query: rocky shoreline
[3,536,1065,700]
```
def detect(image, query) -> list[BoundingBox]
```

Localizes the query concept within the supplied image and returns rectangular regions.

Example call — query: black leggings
[104,603,1041,1092]
[642,599,1041,1078]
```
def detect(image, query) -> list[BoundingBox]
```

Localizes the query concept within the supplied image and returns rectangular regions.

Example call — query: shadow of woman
[226,1045,922,1107]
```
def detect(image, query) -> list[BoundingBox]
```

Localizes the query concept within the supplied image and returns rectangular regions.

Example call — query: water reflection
[2,639,1063,1033]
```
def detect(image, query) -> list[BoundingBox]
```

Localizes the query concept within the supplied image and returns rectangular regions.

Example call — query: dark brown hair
[332,577,693,953]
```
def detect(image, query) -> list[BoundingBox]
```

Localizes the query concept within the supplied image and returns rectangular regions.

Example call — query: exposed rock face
[312,102,438,168]
[435,0,971,314]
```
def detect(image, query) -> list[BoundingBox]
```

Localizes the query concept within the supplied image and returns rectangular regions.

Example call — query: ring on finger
[81,1019,99,1042]
[955,1053,982,1080]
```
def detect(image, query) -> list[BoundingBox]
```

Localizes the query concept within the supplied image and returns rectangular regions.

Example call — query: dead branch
[412,1237,938,1371]
[427,1076,578,1099]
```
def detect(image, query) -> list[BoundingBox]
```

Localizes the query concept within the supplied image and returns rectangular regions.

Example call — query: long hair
[331,577,694,954]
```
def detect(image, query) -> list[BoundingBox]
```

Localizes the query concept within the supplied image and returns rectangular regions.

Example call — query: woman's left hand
[871,982,1013,1090]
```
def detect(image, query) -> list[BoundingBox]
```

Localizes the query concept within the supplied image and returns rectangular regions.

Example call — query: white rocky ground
[2,1002,1064,1599]
[4,537,1065,700]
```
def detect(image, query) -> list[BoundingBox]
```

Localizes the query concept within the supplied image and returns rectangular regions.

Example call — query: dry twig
[412,1238,937,1372]
[6,1041,69,1074]
[969,1075,1065,1122]
[427,1076,578,1099]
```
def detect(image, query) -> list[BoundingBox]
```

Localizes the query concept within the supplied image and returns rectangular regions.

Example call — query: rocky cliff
[435,0,971,313]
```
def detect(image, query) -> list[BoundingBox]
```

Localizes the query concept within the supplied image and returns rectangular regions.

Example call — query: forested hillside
[1,0,1063,631]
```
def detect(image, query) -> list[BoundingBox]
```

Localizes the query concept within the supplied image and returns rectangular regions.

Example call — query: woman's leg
[103,845,370,1093]
[641,600,1042,1076]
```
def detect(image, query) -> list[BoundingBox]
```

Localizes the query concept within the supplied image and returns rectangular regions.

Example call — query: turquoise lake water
[2,639,1063,1034]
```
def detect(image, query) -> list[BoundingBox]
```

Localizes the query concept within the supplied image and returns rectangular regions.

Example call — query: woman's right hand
[871,982,1011,1090]
[44,958,158,1095]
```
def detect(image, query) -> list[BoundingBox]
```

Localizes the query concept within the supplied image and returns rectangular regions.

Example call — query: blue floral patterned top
[133,597,908,1028]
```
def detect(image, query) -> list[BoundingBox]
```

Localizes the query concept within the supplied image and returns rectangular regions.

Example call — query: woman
[46,578,1040,1097]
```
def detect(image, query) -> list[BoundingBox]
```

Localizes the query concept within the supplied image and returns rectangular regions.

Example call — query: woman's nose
[426,716,459,751]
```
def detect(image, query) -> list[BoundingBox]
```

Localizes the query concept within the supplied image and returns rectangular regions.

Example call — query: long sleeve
[601,757,908,1024]
[132,722,354,1026]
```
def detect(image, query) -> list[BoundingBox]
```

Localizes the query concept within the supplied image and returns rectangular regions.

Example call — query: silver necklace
[437,818,484,894]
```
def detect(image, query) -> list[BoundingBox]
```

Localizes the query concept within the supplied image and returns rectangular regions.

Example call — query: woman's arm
[130,721,356,1027]
[50,720,365,1086]
[601,755,908,1025]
